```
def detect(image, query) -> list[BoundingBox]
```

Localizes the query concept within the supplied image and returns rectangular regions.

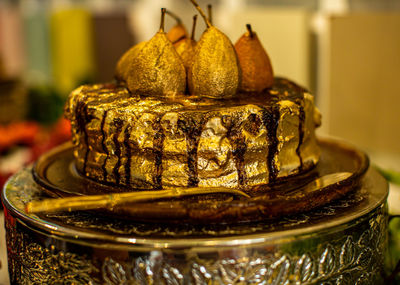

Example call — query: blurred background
[0,0,399,281]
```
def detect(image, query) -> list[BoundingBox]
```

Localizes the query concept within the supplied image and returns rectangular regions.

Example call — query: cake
[65,78,320,190]
[64,5,321,191]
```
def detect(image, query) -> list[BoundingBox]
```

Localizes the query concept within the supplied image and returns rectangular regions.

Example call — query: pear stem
[191,15,198,40]
[165,10,183,24]
[246,24,254,38]
[160,8,166,32]
[207,4,213,25]
[190,0,212,28]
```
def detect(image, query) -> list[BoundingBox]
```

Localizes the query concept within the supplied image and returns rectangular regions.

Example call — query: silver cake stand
[1,140,389,284]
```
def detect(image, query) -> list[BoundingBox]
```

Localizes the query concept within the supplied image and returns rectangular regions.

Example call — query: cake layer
[65,78,321,190]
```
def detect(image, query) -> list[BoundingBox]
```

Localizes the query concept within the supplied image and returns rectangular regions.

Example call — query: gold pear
[126,8,186,96]
[115,41,146,81]
[165,10,188,47]
[175,15,198,71]
[188,0,240,99]
[234,24,274,92]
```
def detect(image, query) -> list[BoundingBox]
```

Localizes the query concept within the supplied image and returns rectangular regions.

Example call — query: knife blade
[25,172,352,214]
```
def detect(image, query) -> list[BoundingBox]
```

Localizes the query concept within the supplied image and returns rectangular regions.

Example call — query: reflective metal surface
[2,151,388,284]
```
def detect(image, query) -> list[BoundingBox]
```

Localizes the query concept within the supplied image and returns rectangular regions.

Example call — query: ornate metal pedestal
[2,165,388,284]
[1,138,389,284]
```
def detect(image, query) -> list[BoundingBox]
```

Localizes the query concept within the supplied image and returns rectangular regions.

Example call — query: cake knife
[25,172,352,214]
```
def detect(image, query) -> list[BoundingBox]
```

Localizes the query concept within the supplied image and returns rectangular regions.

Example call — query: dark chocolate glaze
[112,118,124,185]
[75,100,90,175]
[245,113,262,136]
[295,99,305,171]
[262,106,280,183]
[179,115,205,187]
[153,118,165,189]
[265,78,308,181]
[124,125,132,185]
[100,110,109,181]
[232,132,247,186]
[222,115,248,186]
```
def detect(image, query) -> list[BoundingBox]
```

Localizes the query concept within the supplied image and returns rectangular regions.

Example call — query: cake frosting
[65,77,320,190]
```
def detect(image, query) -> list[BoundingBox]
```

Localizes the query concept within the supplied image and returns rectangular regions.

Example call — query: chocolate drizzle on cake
[153,117,165,189]
[124,125,132,185]
[100,111,109,181]
[179,115,204,187]
[75,100,90,175]
[262,107,280,182]
[278,79,308,173]
[112,118,124,185]
[295,98,305,171]
[222,115,248,186]
[231,133,247,186]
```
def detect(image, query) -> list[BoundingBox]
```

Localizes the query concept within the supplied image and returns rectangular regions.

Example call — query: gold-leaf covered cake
[65,79,320,190]
[64,5,321,191]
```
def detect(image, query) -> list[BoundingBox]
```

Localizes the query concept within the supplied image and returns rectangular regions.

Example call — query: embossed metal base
[2,157,388,284]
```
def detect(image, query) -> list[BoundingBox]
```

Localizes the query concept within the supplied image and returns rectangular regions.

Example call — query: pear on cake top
[115,1,276,99]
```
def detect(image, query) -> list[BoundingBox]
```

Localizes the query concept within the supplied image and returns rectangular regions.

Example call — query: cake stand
[2,139,389,284]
